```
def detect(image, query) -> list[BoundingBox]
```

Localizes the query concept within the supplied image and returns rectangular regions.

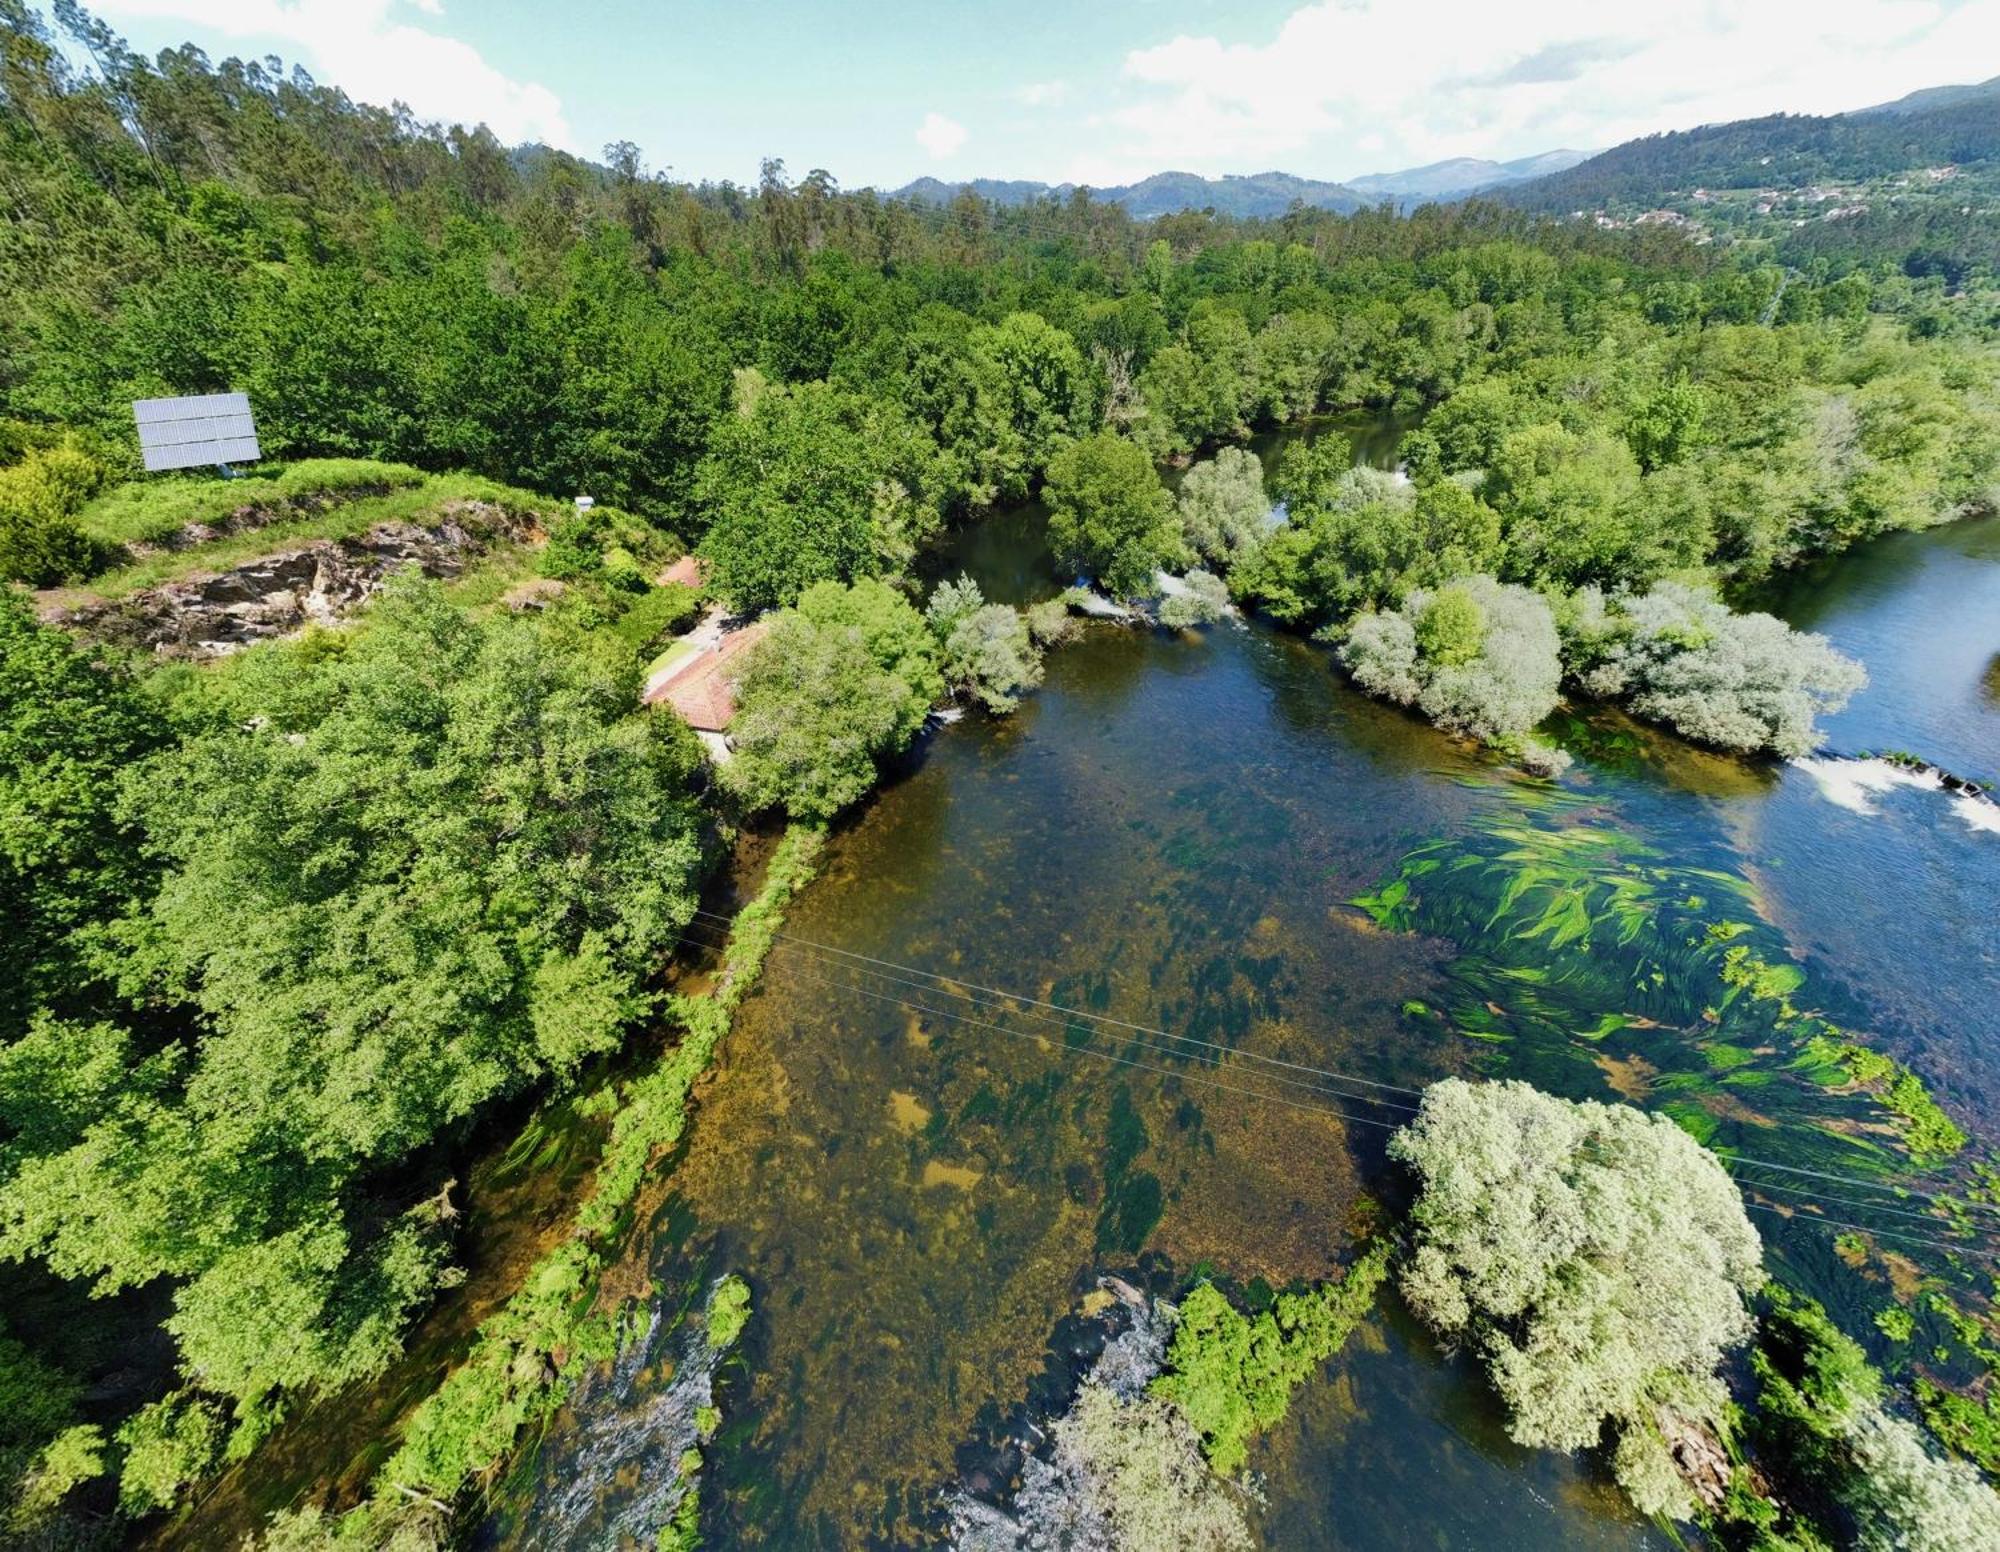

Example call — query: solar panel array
[133,392,261,472]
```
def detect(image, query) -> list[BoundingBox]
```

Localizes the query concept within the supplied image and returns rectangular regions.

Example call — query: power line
[1723,1165,1988,1233]
[678,916,1424,1117]
[675,918,1406,1129]
[686,906,1427,1098]
[682,908,2000,1221]
[673,916,1999,1256]
[1741,1203,1988,1262]
[765,950,1406,1133]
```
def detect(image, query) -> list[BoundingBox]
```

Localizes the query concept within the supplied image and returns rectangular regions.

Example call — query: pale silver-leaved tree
[1390,1078,1763,1520]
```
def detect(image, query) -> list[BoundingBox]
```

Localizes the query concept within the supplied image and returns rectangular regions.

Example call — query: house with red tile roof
[643,618,768,732]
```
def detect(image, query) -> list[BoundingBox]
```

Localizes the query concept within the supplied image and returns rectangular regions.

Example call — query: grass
[71,472,562,600]
[75,458,428,548]
[645,636,700,681]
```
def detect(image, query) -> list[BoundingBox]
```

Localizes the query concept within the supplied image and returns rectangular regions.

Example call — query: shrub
[115,1392,224,1516]
[1572,583,1865,757]
[1391,1079,1764,1521]
[724,582,939,820]
[941,602,1043,712]
[0,446,109,584]
[1158,570,1229,629]
[1051,1384,1252,1551]
[1340,575,1563,749]
[1151,1245,1388,1475]
[1175,447,1269,564]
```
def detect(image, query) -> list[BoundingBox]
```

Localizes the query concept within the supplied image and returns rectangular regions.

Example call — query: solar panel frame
[133,392,262,472]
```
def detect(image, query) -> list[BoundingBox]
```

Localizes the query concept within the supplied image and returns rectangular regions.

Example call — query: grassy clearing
[73,472,562,600]
[75,459,428,548]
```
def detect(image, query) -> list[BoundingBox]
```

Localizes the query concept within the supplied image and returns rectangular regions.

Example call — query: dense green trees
[721,580,941,821]
[927,576,1044,713]
[696,378,941,610]
[1044,434,1182,598]
[1,580,710,1516]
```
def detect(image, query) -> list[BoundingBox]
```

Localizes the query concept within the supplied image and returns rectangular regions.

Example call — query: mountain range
[891,149,1592,219]
[1500,73,2000,214]
[890,73,2000,223]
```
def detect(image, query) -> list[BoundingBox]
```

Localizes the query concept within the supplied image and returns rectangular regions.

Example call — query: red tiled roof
[659,554,707,589]
[645,620,769,731]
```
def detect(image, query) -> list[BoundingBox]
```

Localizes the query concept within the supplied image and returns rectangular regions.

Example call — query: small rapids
[480,1285,729,1551]
[1790,754,1999,834]
[945,1280,1173,1551]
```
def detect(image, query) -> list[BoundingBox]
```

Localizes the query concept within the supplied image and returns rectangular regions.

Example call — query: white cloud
[1014,79,1068,107]
[92,0,572,148]
[916,110,968,160]
[1073,0,2000,182]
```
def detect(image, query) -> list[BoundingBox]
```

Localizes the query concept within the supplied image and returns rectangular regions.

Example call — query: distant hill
[1346,149,1590,204]
[891,168,1368,218]
[1503,76,2000,212]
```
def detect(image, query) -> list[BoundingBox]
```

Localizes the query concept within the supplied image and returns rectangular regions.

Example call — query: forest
[3,1,2000,1546]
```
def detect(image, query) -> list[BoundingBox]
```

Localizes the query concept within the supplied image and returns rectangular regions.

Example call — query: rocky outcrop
[42,501,532,658]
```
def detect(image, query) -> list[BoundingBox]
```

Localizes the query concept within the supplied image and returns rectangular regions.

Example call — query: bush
[115,1392,224,1516]
[928,580,1042,713]
[1570,583,1865,757]
[0,446,109,584]
[1340,575,1564,750]
[723,582,939,819]
[1050,1384,1251,1551]
[1157,570,1229,629]
[1151,1246,1388,1475]
[1391,1079,1764,1521]
[1175,447,1269,564]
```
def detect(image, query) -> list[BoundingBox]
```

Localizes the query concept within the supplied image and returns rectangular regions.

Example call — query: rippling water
[178,419,1997,1552]
[491,427,1998,1550]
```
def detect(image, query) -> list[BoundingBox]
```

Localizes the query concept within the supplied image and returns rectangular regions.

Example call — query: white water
[1791,755,1999,837]
[1790,756,1943,815]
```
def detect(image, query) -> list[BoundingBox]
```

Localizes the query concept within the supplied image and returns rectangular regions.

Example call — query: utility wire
[673,917,1999,1253]
[678,916,1424,1117]
[686,906,1427,1098]
[681,909,2000,1221]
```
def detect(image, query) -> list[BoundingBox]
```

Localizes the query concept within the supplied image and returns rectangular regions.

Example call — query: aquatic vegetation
[1351,791,1966,1194]
[1741,1289,2000,1552]
[1802,1036,1968,1162]
[1391,1078,1764,1521]
[705,1274,752,1350]
[1150,1244,1390,1476]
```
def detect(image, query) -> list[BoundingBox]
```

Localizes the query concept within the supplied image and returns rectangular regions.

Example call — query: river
[172,419,2000,1550]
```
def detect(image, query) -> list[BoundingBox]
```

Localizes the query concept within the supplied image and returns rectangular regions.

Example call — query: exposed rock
[42,502,531,658]
[120,482,404,558]
[502,577,568,611]
[1661,1406,1732,1512]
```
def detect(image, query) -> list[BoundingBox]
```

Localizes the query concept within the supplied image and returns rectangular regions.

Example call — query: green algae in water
[1348,787,1967,1198]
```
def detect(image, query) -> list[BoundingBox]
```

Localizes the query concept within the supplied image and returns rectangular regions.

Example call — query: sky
[76,1,2000,189]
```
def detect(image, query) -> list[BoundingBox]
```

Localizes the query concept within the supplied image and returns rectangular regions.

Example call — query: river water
[165,421,2000,1551]
[468,422,2000,1550]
